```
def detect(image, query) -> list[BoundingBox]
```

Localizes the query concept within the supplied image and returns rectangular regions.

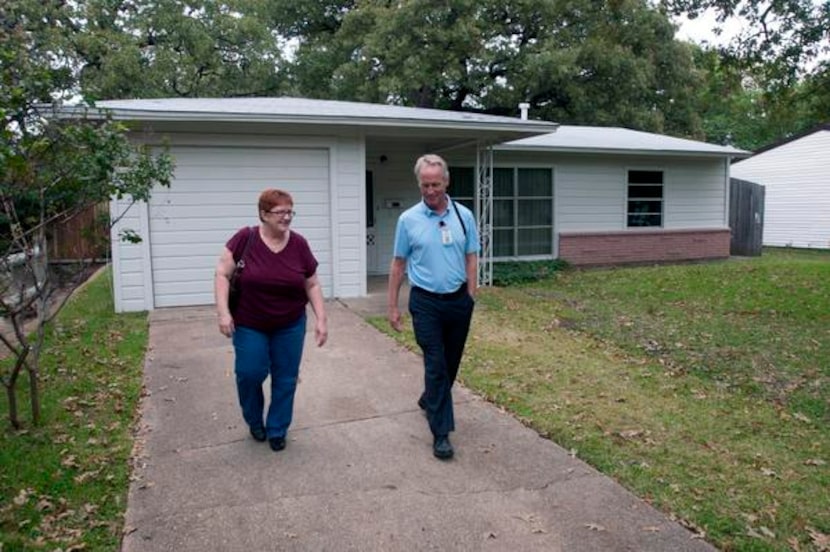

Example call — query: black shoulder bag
[228,227,255,312]
[451,200,467,238]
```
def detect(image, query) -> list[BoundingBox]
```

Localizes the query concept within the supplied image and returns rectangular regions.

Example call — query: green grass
[0,266,148,551]
[369,247,830,551]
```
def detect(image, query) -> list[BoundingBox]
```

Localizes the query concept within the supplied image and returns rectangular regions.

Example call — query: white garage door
[148,146,331,308]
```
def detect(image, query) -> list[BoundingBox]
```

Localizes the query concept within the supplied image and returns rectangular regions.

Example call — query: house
[491,127,750,266]
[730,123,830,249]
[75,98,747,312]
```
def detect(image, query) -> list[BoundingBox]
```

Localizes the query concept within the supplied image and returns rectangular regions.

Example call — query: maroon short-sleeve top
[226,226,318,332]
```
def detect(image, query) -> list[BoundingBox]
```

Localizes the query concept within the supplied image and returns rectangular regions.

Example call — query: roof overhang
[496,125,751,159]
[50,98,559,148]
[496,143,753,159]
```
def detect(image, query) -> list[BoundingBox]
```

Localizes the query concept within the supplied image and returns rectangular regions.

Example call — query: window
[627,170,663,227]
[450,167,554,258]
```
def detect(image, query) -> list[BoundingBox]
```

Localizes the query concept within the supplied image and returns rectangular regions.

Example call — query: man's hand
[388,306,403,332]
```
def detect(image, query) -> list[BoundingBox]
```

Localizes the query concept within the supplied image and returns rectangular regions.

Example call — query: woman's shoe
[249,426,267,442]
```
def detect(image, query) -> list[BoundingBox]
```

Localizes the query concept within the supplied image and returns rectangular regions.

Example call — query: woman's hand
[314,318,328,347]
[218,312,234,337]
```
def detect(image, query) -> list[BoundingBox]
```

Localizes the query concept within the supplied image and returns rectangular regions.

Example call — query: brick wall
[558,228,731,267]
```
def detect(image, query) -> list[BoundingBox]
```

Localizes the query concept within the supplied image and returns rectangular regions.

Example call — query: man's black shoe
[250,426,266,442]
[417,395,426,410]
[433,435,453,460]
[269,436,286,451]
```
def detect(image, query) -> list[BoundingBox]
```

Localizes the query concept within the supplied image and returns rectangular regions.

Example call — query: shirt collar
[420,194,452,218]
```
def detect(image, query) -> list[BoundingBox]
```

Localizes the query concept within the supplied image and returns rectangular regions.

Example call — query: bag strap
[233,226,256,268]
[451,200,467,238]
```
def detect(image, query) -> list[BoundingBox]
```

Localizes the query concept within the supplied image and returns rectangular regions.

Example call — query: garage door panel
[149,146,332,307]
[172,166,330,182]
[150,229,247,245]
[174,147,328,166]
[150,189,331,207]
[153,267,215,283]
[148,202,328,219]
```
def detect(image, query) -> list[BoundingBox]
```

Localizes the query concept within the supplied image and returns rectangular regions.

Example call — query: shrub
[491,259,569,286]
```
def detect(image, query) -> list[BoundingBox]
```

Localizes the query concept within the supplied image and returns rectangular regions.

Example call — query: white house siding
[491,152,727,230]
[110,197,153,312]
[362,149,731,273]
[110,133,369,312]
[731,130,830,249]
[331,136,366,296]
[664,158,729,228]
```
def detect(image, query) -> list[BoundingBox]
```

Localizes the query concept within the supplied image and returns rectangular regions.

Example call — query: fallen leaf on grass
[618,429,645,440]
[804,458,826,466]
[793,412,812,423]
[61,454,80,469]
[74,470,101,484]
[808,527,830,550]
[14,488,33,506]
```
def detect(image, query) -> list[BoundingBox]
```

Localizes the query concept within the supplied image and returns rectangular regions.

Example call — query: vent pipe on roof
[518,102,530,120]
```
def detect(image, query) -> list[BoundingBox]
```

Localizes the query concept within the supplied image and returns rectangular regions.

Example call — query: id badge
[441,227,453,245]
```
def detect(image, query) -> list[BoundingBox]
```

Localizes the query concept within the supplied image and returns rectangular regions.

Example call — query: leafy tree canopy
[1,1,173,252]
[71,0,290,100]
[662,0,829,85]
[265,0,705,137]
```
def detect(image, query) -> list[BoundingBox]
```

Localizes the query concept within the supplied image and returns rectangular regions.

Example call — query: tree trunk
[28,366,40,425]
[5,381,21,430]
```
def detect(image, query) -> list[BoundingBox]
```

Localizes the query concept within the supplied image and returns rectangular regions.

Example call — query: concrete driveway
[121,298,716,551]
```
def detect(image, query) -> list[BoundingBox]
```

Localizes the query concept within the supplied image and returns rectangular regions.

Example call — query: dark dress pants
[409,287,475,437]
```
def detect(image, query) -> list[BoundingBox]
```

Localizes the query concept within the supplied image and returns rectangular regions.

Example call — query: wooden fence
[46,203,109,261]
[729,178,765,257]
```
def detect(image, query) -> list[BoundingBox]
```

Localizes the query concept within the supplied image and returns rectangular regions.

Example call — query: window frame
[450,165,555,260]
[626,168,665,228]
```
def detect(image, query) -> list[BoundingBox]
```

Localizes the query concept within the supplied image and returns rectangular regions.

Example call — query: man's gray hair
[413,154,449,183]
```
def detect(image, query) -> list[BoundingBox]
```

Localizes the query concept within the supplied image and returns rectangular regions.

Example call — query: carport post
[476,143,494,287]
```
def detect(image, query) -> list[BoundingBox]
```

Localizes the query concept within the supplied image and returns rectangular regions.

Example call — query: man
[387,154,479,460]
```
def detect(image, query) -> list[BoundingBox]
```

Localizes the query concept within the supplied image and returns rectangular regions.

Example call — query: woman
[215,188,328,452]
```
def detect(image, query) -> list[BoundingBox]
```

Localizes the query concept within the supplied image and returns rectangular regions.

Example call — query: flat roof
[82,97,559,136]
[498,125,750,158]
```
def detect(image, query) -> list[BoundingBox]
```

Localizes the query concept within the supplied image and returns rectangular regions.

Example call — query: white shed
[731,123,830,249]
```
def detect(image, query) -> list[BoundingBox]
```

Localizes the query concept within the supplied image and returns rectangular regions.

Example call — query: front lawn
[0,267,148,551]
[371,247,830,551]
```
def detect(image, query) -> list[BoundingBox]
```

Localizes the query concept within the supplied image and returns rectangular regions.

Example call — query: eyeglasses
[266,209,296,218]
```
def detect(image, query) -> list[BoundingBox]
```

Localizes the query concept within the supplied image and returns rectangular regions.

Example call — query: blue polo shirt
[392,196,480,293]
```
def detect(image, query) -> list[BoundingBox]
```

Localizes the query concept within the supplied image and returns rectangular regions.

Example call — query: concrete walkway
[121,298,717,551]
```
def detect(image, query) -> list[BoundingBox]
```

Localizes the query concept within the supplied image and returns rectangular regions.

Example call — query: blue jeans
[409,287,475,437]
[232,314,306,439]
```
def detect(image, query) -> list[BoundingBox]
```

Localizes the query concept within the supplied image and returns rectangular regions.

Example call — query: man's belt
[411,284,467,300]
